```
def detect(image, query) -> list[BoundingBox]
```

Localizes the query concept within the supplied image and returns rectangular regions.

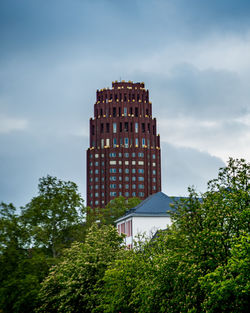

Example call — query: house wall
[133,216,171,240]
[117,215,172,247]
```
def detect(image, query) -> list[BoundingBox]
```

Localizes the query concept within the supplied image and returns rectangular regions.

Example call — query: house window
[138,152,144,157]
[110,192,117,197]
[113,138,117,147]
[124,107,127,116]
[135,122,138,133]
[124,138,129,148]
[138,161,144,165]
[110,160,116,165]
[110,176,116,181]
[138,184,144,189]
[138,169,144,173]
[138,192,144,197]
[109,153,116,157]
[110,168,116,173]
[113,123,117,133]
[138,177,144,181]
[110,184,116,189]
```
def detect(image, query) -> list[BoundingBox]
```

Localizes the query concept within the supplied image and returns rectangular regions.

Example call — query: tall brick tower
[86,81,161,208]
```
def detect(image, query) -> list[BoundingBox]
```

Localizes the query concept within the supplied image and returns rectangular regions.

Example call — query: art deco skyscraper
[86,81,161,208]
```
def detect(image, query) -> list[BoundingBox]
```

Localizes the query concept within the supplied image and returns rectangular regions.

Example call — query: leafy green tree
[21,175,85,258]
[200,233,250,313]
[86,196,141,227]
[36,224,125,313]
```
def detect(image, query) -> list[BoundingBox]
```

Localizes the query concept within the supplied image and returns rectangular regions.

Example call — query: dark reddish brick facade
[86,81,161,208]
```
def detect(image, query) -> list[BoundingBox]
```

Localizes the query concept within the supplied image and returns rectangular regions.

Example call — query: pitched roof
[116,192,181,222]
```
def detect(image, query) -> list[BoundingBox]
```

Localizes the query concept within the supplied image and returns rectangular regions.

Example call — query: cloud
[0,114,28,134]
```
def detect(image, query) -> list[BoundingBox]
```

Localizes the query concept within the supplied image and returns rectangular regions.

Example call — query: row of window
[90,153,156,159]
[95,105,150,118]
[90,169,157,175]
[97,92,148,103]
[94,137,155,149]
[90,184,156,191]
[90,192,145,206]
[95,122,155,135]
[109,152,147,158]
[92,176,156,183]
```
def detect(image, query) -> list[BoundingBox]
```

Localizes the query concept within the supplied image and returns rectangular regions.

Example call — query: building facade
[86,81,161,208]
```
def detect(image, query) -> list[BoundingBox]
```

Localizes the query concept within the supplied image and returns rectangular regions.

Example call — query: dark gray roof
[116,192,182,222]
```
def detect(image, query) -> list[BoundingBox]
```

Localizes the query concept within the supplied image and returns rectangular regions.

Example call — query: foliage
[21,175,85,258]
[36,224,124,313]
[200,233,250,313]
[86,195,141,227]
[0,176,86,313]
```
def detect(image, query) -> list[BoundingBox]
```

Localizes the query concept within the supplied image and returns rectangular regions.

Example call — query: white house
[116,191,179,248]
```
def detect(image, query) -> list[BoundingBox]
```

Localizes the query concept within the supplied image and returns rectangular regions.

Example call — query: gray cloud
[0,0,249,207]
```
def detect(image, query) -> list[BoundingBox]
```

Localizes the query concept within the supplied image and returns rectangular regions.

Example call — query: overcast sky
[1,0,249,208]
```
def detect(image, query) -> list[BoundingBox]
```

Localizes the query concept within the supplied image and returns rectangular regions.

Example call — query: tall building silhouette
[86,81,161,208]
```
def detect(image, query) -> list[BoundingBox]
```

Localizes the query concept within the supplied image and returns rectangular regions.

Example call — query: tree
[86,196,141,227]
[36,224,125,313]
[200,233,250,313]
[21,175,85,258]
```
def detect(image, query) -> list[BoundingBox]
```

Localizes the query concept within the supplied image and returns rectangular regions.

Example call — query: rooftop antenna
[120,76,121,82]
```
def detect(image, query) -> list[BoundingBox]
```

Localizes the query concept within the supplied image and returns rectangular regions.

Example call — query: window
[102,192,104,197]
[119,161,122,165]
[113,107,116,117]
[95,154,99,158]
[138,169,144,173]
[118,152,122,157]
[119,176,122,181]
[138,177,144,181]
[110,168,116,173]
[152,177,156,182]
[113,138,117,147]
[132,184,136,189]
[142,123,145,133]
[135,107,138,117]
[125,184,129,189]
[101,123,104,133]
[110,176,116,181]
[135,138,138,146]
[152,170,156,175]
[102,185,104,189]
[110,192,117,197]
[125,168,129,173]
[132,161,136,165]
[109,152,116,157]
[125,192,129,197]
[124,138,129,148]
[125,177,129,181]
[95,169,99,174]
[110,160,116,165]
[142,138,145,147]
[125,161,129,165]
[101,139,104,148]
[139,184,144,189]
[119,168,122,173]
[138,192,144,197]
[90,154,93,159]
[90,178,93,182]
[138,161,144,165]
[106,123,110,133]
[153,186,156,190]
[106,138,110,146]
[95,177,99,182]
[110,184,116,189]
[113,122,117,133]
[119,184,122,189]
[132,168,136,173]
[132,176,136,181]
[132,192,136,197]
[95,192,99,197]
[152,162,156,167]
[125,122,128,132]
[95,161,98,166]
[138,152,144,157]
[102,177,104,181]
[90,170,93,174]
[152,154,156,159]
[124,153,129,158]
[124,107,127,116]
[132,152,136,157]
[95,200,99,205]
[90,162,93,166]
[135,122,138,133]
